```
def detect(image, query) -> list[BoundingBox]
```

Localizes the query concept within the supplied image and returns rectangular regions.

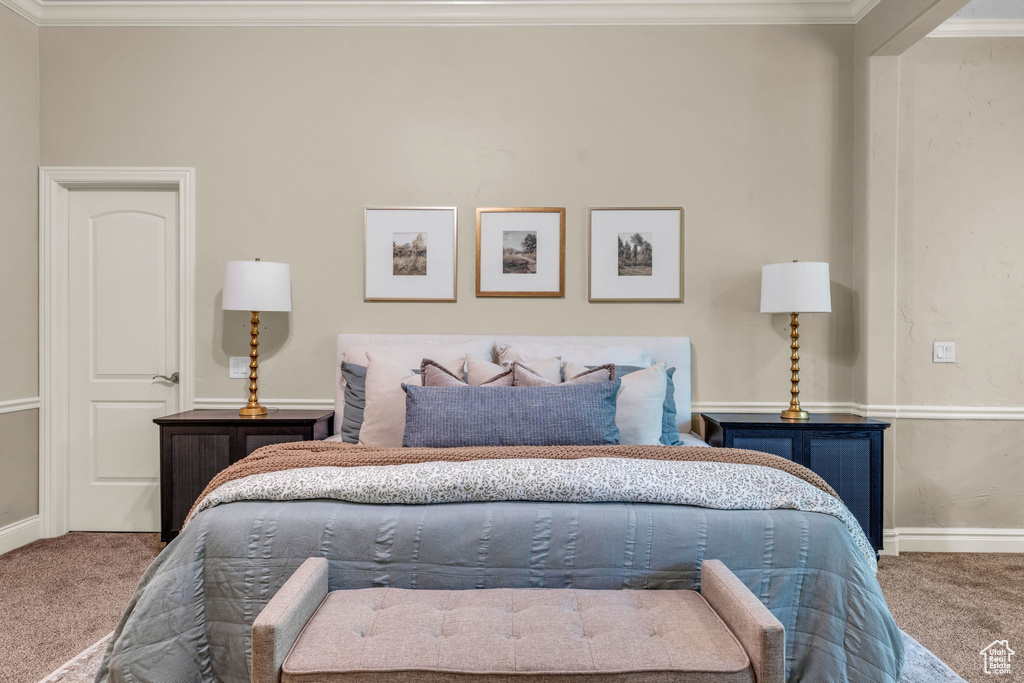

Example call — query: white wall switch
[229,357,250,378]
[933,341,956,363]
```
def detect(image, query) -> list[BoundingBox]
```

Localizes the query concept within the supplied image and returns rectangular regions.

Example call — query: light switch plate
[229,357,249,378]
[933,342,956,363]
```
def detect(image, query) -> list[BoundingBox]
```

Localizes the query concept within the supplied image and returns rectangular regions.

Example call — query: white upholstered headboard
[336,334,692,435]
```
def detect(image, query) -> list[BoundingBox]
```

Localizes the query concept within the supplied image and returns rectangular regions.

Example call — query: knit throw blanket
[187,441,838,522]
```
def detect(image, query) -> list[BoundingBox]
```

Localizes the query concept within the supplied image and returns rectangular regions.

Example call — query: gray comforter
[98,499,903,683]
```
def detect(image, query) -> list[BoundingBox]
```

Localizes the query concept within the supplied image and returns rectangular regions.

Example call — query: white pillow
[359,354,462,447]
[496,345,562,384]
[499,342,652,368]
[614,363,668,445]
[343,338,493,371]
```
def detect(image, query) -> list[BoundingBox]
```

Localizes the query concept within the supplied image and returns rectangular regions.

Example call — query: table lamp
[760,261,831,420]
[222,259,292,416]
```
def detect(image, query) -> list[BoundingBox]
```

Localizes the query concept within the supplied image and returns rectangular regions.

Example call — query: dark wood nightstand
[700,413,889,550]
[154,409,334,542]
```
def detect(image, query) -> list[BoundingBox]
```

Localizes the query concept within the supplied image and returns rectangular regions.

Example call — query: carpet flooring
[877,552,1024,682]
[0,534,1020,683]
[0,533,162,683]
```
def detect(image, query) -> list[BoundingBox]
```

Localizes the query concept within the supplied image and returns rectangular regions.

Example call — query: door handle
[153,372,180,384]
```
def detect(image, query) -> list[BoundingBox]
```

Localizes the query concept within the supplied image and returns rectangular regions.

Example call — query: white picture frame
[588,207,684,302]
[364,207,457,302]
[476,208,565,298]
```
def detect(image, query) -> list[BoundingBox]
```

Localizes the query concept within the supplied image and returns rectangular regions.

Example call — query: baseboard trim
[0,397,41,415]
[0,515,41,556]
[886,527,1024,554]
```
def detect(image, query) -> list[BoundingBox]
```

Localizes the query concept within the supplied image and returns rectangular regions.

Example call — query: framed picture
[476,207,565,297]
[364,207,457,302]
[588,207,683,302]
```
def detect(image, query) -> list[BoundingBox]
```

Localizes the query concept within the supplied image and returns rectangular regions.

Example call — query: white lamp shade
[222,260,292,312]
[760,261,831,313]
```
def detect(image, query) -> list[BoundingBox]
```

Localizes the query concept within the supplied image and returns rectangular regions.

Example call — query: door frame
[39,167,196,537]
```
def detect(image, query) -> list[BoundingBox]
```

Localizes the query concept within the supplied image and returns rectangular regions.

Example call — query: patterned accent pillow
[421,359,513,387]
[402,381,622,447]
[513,362,614,387]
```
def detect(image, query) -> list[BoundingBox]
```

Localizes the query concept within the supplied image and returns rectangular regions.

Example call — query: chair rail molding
[1,0,882,27]
[39,167,196,539]
[0,397,41,415]
[192,398,1024,421]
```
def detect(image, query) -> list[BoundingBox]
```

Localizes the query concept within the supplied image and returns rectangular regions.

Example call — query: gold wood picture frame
[364,206,458,302]
[588,207,684,303]
[476,207,566,298]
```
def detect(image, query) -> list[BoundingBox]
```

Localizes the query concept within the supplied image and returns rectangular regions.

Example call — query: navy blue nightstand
[700,413,889,551]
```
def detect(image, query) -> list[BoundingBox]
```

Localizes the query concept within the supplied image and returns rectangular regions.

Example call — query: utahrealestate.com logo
[980,640,1015,676]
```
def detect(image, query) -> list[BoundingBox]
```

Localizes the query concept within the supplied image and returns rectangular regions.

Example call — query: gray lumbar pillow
[402,381,622,448]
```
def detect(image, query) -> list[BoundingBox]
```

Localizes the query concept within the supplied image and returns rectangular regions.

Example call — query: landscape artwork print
[392,232,427,276]
[502,230,537,274]
[617,232,653,276]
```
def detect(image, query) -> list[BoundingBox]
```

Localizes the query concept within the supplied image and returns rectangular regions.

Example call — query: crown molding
[929,18,1024,37]
[0,0,41,23]
[1,0,879,28]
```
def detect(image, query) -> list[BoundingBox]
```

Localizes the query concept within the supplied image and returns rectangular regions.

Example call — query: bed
[97,334,904,683]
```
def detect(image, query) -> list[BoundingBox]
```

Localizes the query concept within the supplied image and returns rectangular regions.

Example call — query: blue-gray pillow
[402,381,622,448]
[600,365,679,445]
[339,361,367,443]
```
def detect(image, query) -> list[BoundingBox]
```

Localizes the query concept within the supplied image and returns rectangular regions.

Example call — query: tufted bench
[252,558,784,683]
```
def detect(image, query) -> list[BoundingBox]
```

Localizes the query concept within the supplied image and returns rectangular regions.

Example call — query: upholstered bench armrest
[252,557,329,683]
[701,559,786,683]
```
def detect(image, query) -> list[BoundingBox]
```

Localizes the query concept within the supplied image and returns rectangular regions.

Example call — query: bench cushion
[281,588,754,683]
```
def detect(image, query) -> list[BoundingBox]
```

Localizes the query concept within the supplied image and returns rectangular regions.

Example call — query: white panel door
[68,189,179,531]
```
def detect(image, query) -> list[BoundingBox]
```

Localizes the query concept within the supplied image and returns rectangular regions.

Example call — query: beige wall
[39,25,856,406]
[0,410,39,529]
[0,4,40,531]
[0,4,39,403]
[894,37,1024,528]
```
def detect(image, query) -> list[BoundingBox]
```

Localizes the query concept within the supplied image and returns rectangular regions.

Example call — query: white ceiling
[955,0,1024,19]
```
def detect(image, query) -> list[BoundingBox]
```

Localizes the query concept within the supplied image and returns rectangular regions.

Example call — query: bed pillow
[421,359,514,387]
[402,381,622,448]
[565,361,667,446]
[496,345,563,384]
[358,354,465,447]
[513,363,614,387]
[565,362,681,445]
[338,361,368,443]
[468,354,562,386]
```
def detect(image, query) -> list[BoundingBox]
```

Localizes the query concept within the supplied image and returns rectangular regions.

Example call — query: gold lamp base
[781,312,811,421]
[239,310,267,418]
[239,404,268,417]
